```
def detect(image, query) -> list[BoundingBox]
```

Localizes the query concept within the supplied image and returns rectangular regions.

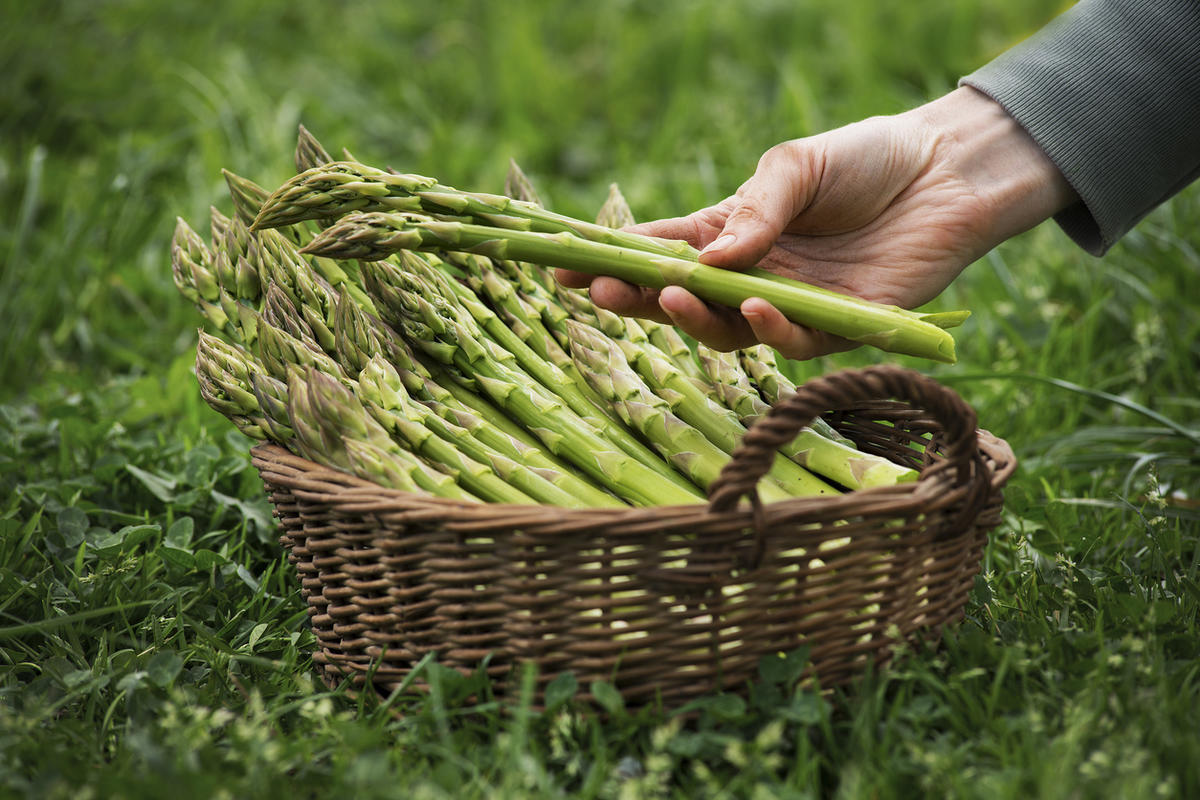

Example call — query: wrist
[913,86,1077,245]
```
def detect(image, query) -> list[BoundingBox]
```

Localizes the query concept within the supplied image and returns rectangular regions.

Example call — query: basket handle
[707,364,982,514]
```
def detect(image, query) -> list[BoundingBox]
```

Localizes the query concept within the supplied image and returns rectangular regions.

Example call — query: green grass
[2,0,1198,797]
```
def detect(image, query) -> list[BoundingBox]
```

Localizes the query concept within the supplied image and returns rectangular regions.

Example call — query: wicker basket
[251,365,1014,708]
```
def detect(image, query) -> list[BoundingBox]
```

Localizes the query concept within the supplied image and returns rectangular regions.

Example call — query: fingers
[740,297,857,360]
[624,216,703,246]
[589,277,671,323]
[556,274,856,360]
[554,267,594,289]
[655,290,856,360]
[698,144,814,270]
[657,287,757,351]
[624,201,733,250]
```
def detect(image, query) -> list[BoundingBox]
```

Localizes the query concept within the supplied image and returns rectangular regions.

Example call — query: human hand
[557,87,1076,359]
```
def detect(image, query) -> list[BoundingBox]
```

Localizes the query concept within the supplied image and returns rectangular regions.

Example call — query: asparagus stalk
[697,346,918,490]
[222,169,274,230]
[357,356,617,508]
[358,261,704,507]
[337,281,558,456]
[327,365,539,505]
[285,365,476,500]
[329,284,537,456]
[569,321,838,499]
[171,218,243,336]
[256,163,967,344]
[738,344,854,446]
[223,166,361,294]
[249,373,297,443]
[697,346,775,423]
[369,252,699,493]
[729,343,854,448]
[595,182,637,230]
[253,161,699,259]
[209,206,231,252]
[452,251,583,378]
[255,307,347,385]
[301,211,962,363]
[343,438,446,496]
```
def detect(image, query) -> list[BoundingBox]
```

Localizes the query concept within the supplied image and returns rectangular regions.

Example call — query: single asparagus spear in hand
[301,210,964,363]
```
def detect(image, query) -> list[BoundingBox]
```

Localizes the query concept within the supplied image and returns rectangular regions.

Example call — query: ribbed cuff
[960,0,1200,255]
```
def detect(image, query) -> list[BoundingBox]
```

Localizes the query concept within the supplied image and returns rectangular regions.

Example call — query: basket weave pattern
[252,365,1014,707]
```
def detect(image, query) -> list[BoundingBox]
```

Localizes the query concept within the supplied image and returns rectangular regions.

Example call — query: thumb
[699,144,813,269]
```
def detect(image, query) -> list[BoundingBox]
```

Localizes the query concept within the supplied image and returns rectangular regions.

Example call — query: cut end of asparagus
[917,309,971,330]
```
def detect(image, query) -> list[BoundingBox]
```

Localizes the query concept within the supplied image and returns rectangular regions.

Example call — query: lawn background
[1,1,1197,798]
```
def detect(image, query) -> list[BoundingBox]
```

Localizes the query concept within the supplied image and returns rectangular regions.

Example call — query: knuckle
[727,201,769,227]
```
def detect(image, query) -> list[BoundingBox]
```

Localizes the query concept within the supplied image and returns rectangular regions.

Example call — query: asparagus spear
[285,365,476,500]
[369,252,699,494]
[358,260,704,507]
[222,169,274,230]
[252,161,700,258]
[331,284,563,457]
[568,323,806,501]
[209,206,231,252]
[697,345,918,490]
[504,158,544,207]
[194,331,279,441]
[357,356,617,508]
[301,211,962,363]
[171,218,243,336]
[318,362,538,504]
[568,321,838,499]
[738,344,854,446]
[595,182,637,230]
[249,372,296,443]
[295,124,335,173]
[342,438,451,497]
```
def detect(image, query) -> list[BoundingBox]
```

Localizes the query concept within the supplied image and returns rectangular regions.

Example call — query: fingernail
[700,233,736,255]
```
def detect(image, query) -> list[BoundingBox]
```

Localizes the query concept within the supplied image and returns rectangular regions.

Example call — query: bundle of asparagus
[175,126,919,507]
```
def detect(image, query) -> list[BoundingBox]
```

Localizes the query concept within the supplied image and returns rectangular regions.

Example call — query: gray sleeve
[960,0,1200,255]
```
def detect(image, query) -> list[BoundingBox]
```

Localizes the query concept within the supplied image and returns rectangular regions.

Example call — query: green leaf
[165,516,194,548]
[159,546,195,570]
[91,530,126,556]
[56,507,89,545]
[194,549,228,569]
[146,651,183,688]
[125,464,178,503]
[589,680,625,715]
[117,524,159,549]
[247,622,268,651]
[757,646,810,687]
[781,693,827,725]
[699,693,747,721]
[543,671,578,711]
[211,490,276,538]
[234,564,260,591]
